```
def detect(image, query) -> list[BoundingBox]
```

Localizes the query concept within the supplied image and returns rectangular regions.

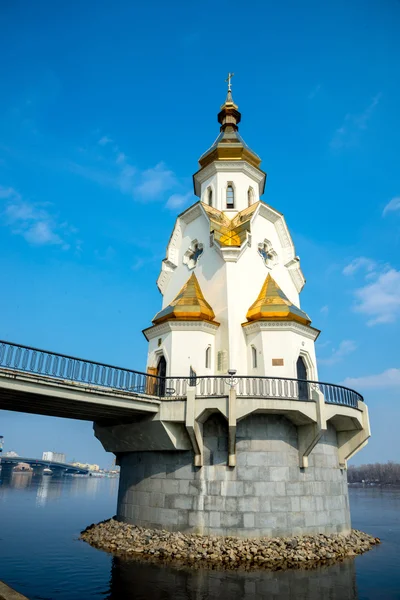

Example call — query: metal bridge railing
[0,340,363,408]
[0,340,162,396]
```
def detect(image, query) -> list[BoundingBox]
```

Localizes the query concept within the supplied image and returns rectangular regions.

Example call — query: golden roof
[202,202,259,247]
[197,92,264,172]
[245,274,311,326]
[152,273,217,325]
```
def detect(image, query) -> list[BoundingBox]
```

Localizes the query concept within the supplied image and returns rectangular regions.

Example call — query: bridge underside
[0,369,160,422]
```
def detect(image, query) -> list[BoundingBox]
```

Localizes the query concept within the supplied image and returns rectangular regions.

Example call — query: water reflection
[7,471,32,489]
[0,477,398,600]
[36,476,63,507]
[108,556,358,600]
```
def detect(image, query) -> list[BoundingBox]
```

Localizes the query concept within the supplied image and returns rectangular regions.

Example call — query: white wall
[200,171,260,214]
[149,166,317,379]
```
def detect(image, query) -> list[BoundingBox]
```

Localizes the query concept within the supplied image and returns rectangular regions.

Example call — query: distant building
[15,462,32,472]
[42,451,66,463]
[71,462,100,471]
[4,451,19,457]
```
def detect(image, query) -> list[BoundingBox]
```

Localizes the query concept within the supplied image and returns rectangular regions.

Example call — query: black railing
[0,340,363,408]
[0,340,162,397]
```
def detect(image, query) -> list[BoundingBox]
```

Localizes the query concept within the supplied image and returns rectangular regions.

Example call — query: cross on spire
[225,72,234,92]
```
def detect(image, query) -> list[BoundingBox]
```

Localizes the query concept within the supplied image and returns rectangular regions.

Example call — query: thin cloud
[383,197,400,217]
[135,162,178,200]
[320,305,329,315]
[319,340,357,365]
[0,185,74,249]
[98,136,113,146]
[71,135,188,206]
[166,191,193,210]
[342,368,400,389]
[343,257,376,276]
[330,93,382,149]
[353,268,400,325]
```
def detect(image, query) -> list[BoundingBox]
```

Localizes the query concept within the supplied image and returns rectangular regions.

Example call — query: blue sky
[0,0,399,467]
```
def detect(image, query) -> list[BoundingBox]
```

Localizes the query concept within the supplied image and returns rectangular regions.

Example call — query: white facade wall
[146,324,218,378]
[244,325,318,380]
[200,170,260,214]
[148,161,318,380]
[42,451,66,463]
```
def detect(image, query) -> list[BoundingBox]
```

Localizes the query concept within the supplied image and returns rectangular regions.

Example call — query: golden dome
[152,273,217,325]
[245,274,311,326]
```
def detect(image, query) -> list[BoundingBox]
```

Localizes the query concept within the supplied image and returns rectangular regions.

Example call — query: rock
[79,519,379,572]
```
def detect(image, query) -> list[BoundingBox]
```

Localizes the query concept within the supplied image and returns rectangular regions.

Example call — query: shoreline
[80,518,380,571]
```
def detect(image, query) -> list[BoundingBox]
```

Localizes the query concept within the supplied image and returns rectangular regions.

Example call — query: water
[0,473,399,600]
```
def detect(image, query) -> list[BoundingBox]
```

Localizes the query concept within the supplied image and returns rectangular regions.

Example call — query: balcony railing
[0,340,363,408]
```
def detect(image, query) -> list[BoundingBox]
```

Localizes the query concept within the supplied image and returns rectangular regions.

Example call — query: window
[248,187,254,207]
[205,345,211,369]
[226,184,234,209]
[207,187,213,207]
[252,346,257,369]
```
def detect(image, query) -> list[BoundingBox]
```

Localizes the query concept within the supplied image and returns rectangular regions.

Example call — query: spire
[246,274,311,326]
[152,273,217,325]
[196,74,263,171]
[218,72,241,132]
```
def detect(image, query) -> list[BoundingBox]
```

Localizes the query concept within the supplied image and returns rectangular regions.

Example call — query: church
[95,77,370,538]
[144,77,318,387]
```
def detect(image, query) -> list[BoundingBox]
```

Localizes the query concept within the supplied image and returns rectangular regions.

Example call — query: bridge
[0,338,369,466]
[0,455,89,477]
[0,339,370,536]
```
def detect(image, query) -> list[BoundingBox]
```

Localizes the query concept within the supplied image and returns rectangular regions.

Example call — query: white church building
[143,81,318,385]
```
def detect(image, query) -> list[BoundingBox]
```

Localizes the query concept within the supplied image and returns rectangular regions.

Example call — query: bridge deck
[0,368,160,422]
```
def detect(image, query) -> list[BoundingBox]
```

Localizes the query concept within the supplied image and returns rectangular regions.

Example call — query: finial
[225,72,234,92]
[225,72,235,103]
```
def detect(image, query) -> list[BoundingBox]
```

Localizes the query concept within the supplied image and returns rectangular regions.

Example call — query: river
[0,473,399,599]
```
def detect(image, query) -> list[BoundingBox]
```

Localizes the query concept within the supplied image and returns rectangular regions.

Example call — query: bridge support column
[32,465,45,477]
[0,462,14,479]
[95,410,352,537]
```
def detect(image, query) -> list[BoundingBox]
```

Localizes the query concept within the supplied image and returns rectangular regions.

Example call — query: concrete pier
[113,414,350,537]
[95,382,370,538]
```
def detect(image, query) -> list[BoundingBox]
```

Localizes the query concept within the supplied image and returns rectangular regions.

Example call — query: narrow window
[226,184,234,209]
[252,346,257,369]
[248,187,254,207]
[205,345,211,369]
[207,187,213,207]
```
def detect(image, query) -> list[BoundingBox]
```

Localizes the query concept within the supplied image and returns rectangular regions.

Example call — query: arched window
[205,345,211,369]
[226,184,234,209]
[251,346,257,369]
[207,187,213,207]
[248,187,254,207]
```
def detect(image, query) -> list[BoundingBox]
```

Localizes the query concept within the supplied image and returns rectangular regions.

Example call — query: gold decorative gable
[202,202,259,247]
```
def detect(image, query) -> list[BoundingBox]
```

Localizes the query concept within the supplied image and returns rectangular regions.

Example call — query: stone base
[117,414,350,537]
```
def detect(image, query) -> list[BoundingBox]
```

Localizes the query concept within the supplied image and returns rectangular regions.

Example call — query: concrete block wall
[117,414,350,537]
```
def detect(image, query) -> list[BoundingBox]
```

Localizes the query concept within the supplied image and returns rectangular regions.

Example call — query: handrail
[0,340,162,396]
[0,340,363,408]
